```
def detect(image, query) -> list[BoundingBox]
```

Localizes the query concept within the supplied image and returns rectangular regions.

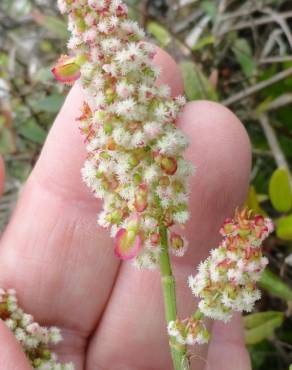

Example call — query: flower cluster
[54,0,193,269]
[0,289,74,370]
[188,209,273,322]
[168,316,209,346]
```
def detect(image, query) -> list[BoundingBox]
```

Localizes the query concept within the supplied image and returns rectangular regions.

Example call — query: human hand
[0,48,252,370]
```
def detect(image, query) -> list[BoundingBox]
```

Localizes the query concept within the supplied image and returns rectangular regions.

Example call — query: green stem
[159,226,190,370]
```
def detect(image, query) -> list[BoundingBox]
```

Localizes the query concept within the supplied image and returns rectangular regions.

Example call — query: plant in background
[0,1,275,370]
[51,1,274,368]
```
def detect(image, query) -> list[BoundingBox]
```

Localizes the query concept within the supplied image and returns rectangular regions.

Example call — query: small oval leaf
[179,61,218,102]
[147,22,171,48]
[260,269,292,301]
[276,214,292,240]
[269,168,292,213]
[245,186,267,216]
[244,311,284,345]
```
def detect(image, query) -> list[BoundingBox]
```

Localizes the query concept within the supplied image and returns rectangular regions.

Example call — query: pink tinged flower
[84,13,96,26]
[84,29,98,43]
[116,2,128,16]
[88,0,107,11]
[144,124,161,139]
[170,232,187,256]
[220,219,236,236]
[159,156,178,175]
[134,184,148,212]
[119,87,130,98]
[114,228,142,260]
[52,55,81,84]
[150,233,160,245]
[102,64,114,74]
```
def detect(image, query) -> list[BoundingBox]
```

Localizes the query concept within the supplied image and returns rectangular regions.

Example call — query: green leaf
[245,186,267,216]
[34,67,55,83]
[232,38,256,78]
[260,269,292,301]
[269,168,292,213]
[248,340,273,370]
[9,160,32,182]
[41,16,69,39]
[147,22,171,47]
[0,127,15,154]
[244,311,284,345]
[179,61,218,101]
[276,214,292,240]
[18,120,47,144]
[192,35,215,51]
[200,1,217,20]
[33,94,65,113]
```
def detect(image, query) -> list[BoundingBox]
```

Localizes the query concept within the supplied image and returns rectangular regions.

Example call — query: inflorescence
[53,0,274,354]
[54,0,193,269]
[168,209,273,345]
[0,289,74,370]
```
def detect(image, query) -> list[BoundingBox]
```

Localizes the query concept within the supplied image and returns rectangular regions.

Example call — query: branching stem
[159,226,190,370]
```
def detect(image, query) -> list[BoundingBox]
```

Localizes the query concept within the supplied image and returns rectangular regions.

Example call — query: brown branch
[222,67,292,106]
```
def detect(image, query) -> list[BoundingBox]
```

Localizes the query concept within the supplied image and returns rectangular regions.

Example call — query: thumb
[0,321,32,370]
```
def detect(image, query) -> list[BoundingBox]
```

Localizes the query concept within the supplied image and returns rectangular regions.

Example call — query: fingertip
[181,100,251,159]
[176,100,252,262]
[207,314,252,370]
[179,100,252,203]
[154,46,184,96]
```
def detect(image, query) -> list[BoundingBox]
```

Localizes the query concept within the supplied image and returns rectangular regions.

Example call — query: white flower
[67,36,82,49]
[116,81,135,98]
[142,217,157,230]
[57,0,68,13]
[101,38,121,53]
[156,130,188,156]
[49,327,63,344]
[112,127,131,146]
[167,321,179,337]
[131,130,145,147]
[173,211,189,224]
[158,84,171,98]
[115,98,136,116]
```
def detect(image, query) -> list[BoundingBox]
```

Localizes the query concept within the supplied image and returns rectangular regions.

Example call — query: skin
[0,47,252,370]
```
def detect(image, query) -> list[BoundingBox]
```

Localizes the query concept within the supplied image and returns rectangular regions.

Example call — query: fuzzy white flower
[189,209,273,322]
[54,0,193,268]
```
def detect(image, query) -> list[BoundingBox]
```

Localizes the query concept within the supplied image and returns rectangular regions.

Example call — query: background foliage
[0,0,292,369]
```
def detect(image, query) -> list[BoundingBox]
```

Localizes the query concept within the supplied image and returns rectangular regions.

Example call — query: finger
[87,101,251,370]
[0,47,183,364]
[206,314,251,370]
[0,156,5,198]
[0,321,32,370]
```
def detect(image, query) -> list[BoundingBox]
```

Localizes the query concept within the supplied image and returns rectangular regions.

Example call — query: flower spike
[55,0,193,268]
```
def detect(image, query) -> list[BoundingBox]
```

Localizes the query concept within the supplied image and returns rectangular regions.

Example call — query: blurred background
[0,0,292,369]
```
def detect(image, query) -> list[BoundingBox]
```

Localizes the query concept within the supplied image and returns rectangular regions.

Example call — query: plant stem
[159,225,189,370]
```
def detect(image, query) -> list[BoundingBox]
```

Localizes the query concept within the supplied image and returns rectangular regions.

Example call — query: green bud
[77,18,86,31]
[42,349,51,360]
[104,122,113,135]
[95,111,106,121]
[100,152,110,160]
[128,156,139,168]
[133,173,142,185]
